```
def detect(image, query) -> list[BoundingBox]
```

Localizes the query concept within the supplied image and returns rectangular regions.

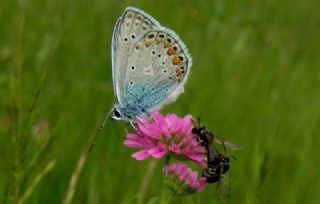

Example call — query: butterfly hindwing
[123,29,192,111]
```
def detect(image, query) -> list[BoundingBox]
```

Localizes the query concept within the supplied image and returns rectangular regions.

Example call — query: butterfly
[110,7,192,122]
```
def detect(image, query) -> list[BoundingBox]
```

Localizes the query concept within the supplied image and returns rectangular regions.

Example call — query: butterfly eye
[114,110,120,117]
[111,108,122,120]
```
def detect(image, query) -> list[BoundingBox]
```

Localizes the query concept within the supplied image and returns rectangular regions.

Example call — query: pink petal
[124,139,143,148]
[168,144,181,154]
[151,111,165,126]
[178,165,189,181]
[124,134,143,148]
[197,177,207,191]
[185,153,206,163]
[147,146,168,158]
[132,150,150,160]
[177,115,193,135]
[148,125,163,138]
[169,116,183,134]
[125,133,140,140]
[151,150,167,158]
[137,121,153,137]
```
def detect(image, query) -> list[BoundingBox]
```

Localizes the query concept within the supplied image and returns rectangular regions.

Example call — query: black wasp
[192,120,240,200]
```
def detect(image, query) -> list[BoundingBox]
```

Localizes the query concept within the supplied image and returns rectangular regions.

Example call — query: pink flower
[124,111,206,165]
[163,162,207,195]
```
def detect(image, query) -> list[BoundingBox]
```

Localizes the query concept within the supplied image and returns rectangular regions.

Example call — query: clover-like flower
[163,162,207,195]
[124,111,206,165]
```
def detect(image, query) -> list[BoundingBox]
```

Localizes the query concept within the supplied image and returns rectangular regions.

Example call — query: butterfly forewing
[112,7,160,104]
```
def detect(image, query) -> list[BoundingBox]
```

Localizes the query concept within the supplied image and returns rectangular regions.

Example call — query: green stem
[9,0,25,203]
[160,155,172,204]
[161,192,173,204]
[165,154,171,165]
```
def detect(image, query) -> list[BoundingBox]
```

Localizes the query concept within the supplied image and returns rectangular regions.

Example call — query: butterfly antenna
[197,116,201,126]
[88,111,111,152]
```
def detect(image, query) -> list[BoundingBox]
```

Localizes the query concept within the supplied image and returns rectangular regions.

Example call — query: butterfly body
[110,7,192,122]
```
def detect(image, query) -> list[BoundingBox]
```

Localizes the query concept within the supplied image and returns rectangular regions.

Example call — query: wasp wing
[216,172,230,202]
[214,136,242,150]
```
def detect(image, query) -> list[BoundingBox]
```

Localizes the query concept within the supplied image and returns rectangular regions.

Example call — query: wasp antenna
[222,141,227,155]
[230,155,238,161]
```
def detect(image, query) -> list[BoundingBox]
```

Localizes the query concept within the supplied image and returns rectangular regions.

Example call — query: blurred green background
[1,0,320,203]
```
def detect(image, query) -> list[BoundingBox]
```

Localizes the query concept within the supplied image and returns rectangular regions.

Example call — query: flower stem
[137,159,157,203]
[159,188,173,204]
[165,154,171,165]
[160,155,172,204]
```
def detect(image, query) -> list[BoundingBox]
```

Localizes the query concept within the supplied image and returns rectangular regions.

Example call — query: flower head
[124,111,206,164]
[163,162,207,195]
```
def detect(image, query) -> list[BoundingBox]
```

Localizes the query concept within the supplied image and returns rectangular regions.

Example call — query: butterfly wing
[111,7,161,104]
[122,29,192,111]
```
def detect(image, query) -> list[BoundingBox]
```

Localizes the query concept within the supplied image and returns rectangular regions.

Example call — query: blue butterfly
[110,7,192,122]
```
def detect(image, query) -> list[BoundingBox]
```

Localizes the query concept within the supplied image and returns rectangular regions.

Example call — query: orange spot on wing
[144,40,152,47]
[167,47,176,55]
[172,56,182,65]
